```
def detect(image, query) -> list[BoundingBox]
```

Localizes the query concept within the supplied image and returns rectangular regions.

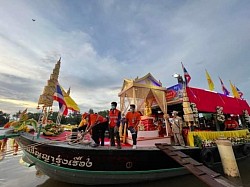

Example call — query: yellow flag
[60,85,80,112]
[205,70,214,91]
[229,81,240,98]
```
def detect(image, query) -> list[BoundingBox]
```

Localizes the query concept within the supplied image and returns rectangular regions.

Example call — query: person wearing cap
[83,112,108,147]
[109,102,121,149]
[170,111,185,146]
[125,104,141,149]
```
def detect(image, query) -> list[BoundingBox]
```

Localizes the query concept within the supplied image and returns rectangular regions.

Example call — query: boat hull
[24,151,188,185]
[15,132,249,185]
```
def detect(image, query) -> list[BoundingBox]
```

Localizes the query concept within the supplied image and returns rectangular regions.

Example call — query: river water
[0,150,250,187]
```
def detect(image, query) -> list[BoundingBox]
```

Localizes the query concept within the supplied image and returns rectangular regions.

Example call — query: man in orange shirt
[109,102,121,149]
[125,104,141,149]
[83,113,108,147]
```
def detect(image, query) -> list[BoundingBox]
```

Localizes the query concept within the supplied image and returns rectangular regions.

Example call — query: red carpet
[39,131,131,147]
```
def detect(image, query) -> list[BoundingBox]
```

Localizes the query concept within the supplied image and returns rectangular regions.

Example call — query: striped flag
[236,87,243,98]
[205,70,214,91]
[181,62,191,86]
[229,81,240,99]
[53,82,68,116]
[219,77,230,95]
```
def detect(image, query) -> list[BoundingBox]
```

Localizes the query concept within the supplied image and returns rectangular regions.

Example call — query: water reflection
[37,175,207,187]
[1,153,250,187]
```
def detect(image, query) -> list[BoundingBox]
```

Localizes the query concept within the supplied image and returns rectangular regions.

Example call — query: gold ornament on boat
[38,58,61,107]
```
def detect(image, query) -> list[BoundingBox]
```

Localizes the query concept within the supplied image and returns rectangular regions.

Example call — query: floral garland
[216,106,225,122]
[196,136,250,148]
[243,110,250,123]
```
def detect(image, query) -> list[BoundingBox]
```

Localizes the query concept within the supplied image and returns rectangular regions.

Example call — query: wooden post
[216,138,241,178]
[122,123,127,144]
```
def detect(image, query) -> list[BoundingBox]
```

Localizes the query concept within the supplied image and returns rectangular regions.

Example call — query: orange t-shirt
[89,114,107,125]
[125,112,141,127]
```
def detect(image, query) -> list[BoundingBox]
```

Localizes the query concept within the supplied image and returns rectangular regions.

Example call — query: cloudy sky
[0,0,250,115]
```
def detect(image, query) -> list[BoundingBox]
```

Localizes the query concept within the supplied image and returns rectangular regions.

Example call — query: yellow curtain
[151,89,166,113]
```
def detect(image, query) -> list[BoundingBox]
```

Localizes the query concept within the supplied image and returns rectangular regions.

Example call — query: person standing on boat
[83,113,108,147]
[109,102,121,149]
[224,116,239,130]
[170,111,185,146]
[125,104,141,149]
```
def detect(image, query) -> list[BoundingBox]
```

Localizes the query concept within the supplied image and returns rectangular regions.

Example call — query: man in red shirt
[109,102,121,149]
[224,116,239,130]
[125,104,141,149]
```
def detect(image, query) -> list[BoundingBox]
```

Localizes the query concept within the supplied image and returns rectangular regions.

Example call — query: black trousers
[128,126,137,145]
[92,122,108,146]
[109,126,121,146]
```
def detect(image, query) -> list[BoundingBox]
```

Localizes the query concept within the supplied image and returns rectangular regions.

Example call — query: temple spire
[38,58,61,107]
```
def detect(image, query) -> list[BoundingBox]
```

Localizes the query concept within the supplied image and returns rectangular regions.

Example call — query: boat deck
[20,131,198,151]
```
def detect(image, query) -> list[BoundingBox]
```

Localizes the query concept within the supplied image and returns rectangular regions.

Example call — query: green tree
[0,111,10,127]
[89,108,94,114]
[65,112,81,125]
[98,110,109,118]
[12,110,21,120]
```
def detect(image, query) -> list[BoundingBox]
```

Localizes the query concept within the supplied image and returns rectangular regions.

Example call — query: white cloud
[0,0,250,115]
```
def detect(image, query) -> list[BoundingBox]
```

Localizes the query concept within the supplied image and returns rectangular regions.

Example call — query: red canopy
[186,87,250,115]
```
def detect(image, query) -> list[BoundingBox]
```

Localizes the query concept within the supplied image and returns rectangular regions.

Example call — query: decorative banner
[166,84,183,102]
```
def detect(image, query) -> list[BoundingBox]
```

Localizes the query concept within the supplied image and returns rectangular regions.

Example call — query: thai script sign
[25,146,93,168]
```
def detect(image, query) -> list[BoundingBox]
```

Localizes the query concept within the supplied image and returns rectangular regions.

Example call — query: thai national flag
[181,63,191,86]
[53,82,68,116]
[236,87,243,98]
[219,77,230,96]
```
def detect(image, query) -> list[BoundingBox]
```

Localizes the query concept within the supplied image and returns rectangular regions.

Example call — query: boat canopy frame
[118,73,168,116]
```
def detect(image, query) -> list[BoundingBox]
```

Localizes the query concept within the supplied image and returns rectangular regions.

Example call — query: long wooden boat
[2,60,249,185]
[7,129,249,185]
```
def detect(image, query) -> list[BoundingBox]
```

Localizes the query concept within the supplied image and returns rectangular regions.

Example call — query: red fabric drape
[186,87,250,114]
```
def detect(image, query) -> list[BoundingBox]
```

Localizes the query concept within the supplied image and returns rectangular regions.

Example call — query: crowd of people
[74,98,250,149]
[75,101,189,149]
[78,102,141,149]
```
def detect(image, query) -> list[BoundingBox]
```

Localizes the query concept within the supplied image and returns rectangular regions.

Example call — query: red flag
[53,82,68,116]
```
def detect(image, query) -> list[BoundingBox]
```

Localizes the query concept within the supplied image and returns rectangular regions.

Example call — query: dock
[155,143,242,187]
